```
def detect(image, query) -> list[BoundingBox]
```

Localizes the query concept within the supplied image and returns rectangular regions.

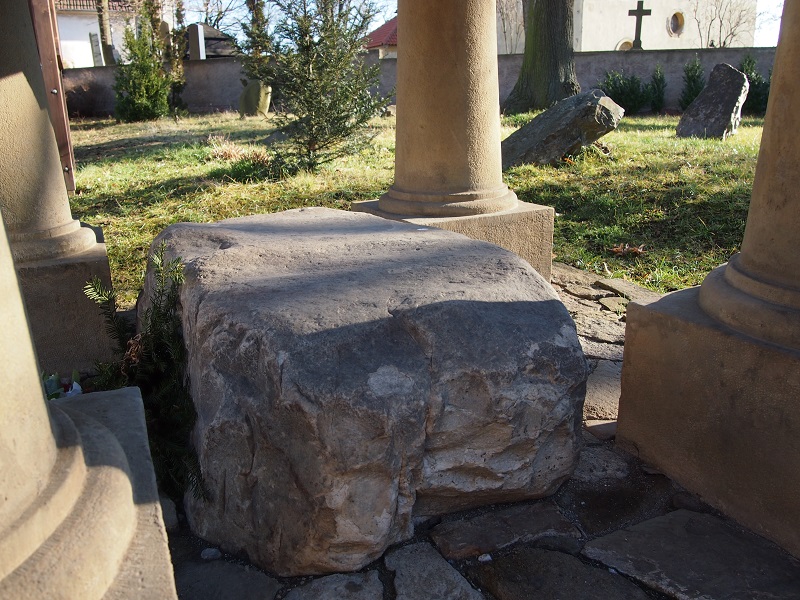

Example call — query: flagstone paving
[167,264,800,598]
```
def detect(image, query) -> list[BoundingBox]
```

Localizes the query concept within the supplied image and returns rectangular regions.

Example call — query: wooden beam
[28,0,76,192]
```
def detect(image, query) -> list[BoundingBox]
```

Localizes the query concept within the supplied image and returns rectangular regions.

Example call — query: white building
[495,0,758,54]
[54,0,177,68]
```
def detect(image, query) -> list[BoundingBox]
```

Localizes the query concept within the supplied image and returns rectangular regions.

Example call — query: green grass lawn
[70,112,762,308]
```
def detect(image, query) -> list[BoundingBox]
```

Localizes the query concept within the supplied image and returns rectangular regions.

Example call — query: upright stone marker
[677,63,749,139]
[618,0,800,559]
[353,0,555,280]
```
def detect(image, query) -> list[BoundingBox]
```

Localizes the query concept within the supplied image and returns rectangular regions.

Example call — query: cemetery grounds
[69,112,764,309]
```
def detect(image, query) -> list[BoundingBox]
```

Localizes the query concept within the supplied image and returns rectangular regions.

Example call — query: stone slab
[352,199,555,280]
[677,63,749,139]
[385,543,484,600]
[578,338,624,362]
[468,546,651,600]
[153,208,587,576]
[584,420,617,441]
[617,288,800,557]
[56,388,178,599]
[584,360,622,420]
[572,313,626,344]
[430,502,580,560]
[583,510,800,599]
[283,572,382,600]
[596,278,661,304]
[16,241,116,376]
[551,262,599,287]
[554,458,674,536]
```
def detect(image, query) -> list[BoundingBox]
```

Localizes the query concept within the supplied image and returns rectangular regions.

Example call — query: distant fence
[63,47,775,118]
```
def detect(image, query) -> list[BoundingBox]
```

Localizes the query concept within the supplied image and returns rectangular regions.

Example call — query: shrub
[598,70,650,115]
[267,0,390,172]
[113,21,170,122]
[739,55,771,115]
[85,243,204,500]
[649,64,666,113]
[679,56,705,111]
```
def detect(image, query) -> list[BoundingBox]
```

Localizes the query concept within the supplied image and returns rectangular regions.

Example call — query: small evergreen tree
[648,64,666,113]
[598,70,649,115]
[268,0,390,172]
[679,56,705,111]
[739,55,770,115]
[240,0,276,84]
[114,19,170,121]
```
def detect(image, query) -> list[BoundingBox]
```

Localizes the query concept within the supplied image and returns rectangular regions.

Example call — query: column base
[352,200,554,280]
[617,287,800,558]
[1,388,177,599]
[16,240,116,375]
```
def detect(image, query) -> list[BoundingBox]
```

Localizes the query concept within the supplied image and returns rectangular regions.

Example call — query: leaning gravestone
[502,89,624,169]
[144,208,587,576]
[677,63,749,139]
[238,80,272,119]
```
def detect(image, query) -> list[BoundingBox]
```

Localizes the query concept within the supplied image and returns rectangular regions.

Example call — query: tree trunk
[503,0,579,114]
[95,0,116,65]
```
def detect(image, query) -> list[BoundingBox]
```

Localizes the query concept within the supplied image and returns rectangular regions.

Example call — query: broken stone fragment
[502,89,624,168]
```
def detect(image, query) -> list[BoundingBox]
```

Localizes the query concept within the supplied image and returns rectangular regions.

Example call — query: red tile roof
[366,17,397,49]
[55,0,136,12]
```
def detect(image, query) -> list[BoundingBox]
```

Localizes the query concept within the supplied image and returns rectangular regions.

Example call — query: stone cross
[628,1,651,50]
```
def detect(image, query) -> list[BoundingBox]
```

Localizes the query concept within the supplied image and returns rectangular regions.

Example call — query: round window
[616,40,634,51]
[668,12,685,36]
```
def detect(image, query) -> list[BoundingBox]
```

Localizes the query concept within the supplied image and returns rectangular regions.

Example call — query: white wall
[493,0,758,55]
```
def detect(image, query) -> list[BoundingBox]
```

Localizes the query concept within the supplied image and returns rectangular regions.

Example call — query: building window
[616,39,634,51]
[668,12,685,37]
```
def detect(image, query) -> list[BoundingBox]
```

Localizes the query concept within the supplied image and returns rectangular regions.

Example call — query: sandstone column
[0,215,177,598]
[696,2,800,348]
[617,1,800,559]
[353,0,555,279]
[1,0,113,375]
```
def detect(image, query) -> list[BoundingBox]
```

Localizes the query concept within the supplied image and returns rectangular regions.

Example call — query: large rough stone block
[148,208,586,576]
[677,63,749,139]
[501,89,624,169]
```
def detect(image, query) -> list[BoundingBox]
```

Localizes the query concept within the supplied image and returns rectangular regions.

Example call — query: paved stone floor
[166,264,800,599]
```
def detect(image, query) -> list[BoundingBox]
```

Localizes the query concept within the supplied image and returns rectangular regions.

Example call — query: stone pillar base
[617,287,800,558]
[352,200,554,281]
[16,239,116,375]
[2,387,177,599]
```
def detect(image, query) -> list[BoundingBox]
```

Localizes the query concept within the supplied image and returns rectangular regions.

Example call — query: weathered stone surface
[159,494,179,533]
[598,296,629,313]
[579,338,624,361]
[551,262,599,287]
[149,208,587,576]
[596,278,661,304]
[554,460,674,536]
[468,547,651,600]
[284,572,383,600]
[571,442,629,484]
[583,510,800,599]
[584,420,617,441]
[430,502,580,560]
[385,543,484,600]
[564,284,612,300]
[584,360,622,420]
[502,89,624,169]
[572,313,626,344]
[676,63,749,139]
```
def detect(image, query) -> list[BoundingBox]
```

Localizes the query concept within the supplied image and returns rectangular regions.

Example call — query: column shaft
[378,0,517,217]
[0,0,95,263]
[698,1,800,349]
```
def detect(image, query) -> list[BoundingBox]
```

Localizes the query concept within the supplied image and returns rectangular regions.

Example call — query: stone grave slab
[147,208,587,576]
[385,543,484,600]
[583,510,800,599]
[430,502,580,560]
[468,546,651,600]
[676,63,749,139]
[283,572,383,600]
